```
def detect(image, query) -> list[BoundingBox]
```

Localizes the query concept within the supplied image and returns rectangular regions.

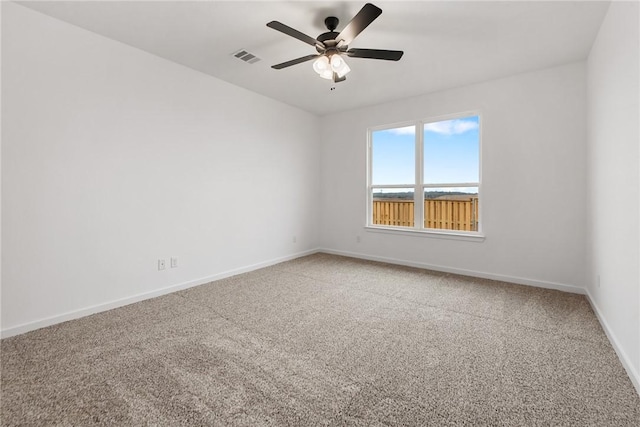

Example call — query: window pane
[424,187,479,231]
[372,188,414,227]
[424,116,479,184]
[372,126,415,185]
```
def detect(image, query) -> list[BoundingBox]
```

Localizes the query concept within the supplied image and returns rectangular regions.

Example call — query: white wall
[1,3,320,335]
[320,62,587,292]
[586,1,640,390]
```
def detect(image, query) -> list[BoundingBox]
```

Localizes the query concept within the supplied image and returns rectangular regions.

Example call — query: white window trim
[366,111,483,241]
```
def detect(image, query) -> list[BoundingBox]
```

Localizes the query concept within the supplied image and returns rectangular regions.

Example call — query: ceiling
[18,1,610,116]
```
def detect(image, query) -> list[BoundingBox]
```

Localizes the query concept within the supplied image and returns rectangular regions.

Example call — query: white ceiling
[18,1,610,116]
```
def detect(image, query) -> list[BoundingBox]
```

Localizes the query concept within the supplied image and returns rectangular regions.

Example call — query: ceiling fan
[267,3,403,83]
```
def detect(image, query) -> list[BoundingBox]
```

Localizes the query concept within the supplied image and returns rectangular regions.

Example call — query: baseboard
[5,247,636,398]
[2,247,585,339]
[317,248,586,295]
[0,248,319,339]
[585,290,640,396]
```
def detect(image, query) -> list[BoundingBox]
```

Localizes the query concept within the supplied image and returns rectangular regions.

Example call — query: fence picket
[372,198,478,231]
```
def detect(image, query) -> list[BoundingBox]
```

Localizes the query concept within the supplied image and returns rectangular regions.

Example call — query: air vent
[232,49,261,64]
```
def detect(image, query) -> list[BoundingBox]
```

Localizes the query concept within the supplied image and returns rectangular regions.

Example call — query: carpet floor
[2,253,639,426]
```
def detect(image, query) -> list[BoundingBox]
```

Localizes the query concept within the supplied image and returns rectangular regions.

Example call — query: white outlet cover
[158,259,166,270]
[171,257,178,268]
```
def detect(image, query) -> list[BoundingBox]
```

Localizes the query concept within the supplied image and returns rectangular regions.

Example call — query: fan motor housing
[316,33,345,55]
[317,32,339,44]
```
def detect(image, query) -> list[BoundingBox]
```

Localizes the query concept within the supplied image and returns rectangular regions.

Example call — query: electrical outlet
[356,235,361,243]
[292,236,297,243]
[158,259,166,270]
[597,275,601,288]
[171,257,178,268]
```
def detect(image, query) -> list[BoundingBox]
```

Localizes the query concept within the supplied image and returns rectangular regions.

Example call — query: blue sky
[372,116,479,188]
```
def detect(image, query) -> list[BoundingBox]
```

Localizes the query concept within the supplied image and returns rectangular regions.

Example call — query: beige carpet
[2,253,639,426]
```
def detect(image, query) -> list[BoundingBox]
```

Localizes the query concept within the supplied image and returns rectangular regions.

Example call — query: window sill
[365,225,485,242]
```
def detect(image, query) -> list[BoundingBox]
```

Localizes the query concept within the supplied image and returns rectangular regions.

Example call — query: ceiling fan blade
[267,21,325,49]
[271,54,320,69]
[346,48,404,61]
[336,3,382,45]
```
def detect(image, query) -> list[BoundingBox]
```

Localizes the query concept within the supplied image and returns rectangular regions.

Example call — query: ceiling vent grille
[232,49,261,64]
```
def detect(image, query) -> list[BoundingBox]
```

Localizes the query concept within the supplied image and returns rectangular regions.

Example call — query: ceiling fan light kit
[312,54,351,80]
[267,3,403,83]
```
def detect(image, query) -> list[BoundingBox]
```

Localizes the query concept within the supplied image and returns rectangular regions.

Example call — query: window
[368,113,481,234]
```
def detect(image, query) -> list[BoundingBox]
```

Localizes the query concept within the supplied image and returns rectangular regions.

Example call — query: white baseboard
[0,248,582,339]
[0,249,319,339]
[585,290,640,396]
[318,247,586,295]
[4,247,637,398]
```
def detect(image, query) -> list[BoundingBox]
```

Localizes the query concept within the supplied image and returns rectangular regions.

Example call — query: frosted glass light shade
[312,56,330,74]
[330,54,351,78]
[336,62,351,78]
[319,69,333,80]
[330,55,343,69]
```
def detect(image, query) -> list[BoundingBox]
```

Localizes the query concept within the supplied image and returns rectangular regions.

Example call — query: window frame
[366,111,484,241]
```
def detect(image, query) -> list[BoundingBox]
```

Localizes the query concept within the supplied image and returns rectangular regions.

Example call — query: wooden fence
[373,198,479,231]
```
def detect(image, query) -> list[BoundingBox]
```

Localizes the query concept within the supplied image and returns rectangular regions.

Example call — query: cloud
[424,119,478,135]
[385,126,415,135]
